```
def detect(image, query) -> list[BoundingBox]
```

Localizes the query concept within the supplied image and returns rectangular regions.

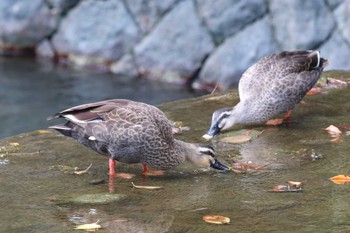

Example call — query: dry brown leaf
[73,163,92,175]
[330,175,350,185]
[203,215,230,224]
[220,129,262,144]
[306,87,325,95]
[9,142,19,146]
[269,184,302,192]
[266,118,284,126]
[322,125,342,137]
[288,181,302,188]
[131,182,163,190]
[74,221,102,230]
[114,173,135,179]
[37,130,50,134]
[113,218,129,223]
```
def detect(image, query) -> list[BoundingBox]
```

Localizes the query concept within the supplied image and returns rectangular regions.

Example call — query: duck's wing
[239,50,327,102]
[47,99,131,123]
[48,99,174,144]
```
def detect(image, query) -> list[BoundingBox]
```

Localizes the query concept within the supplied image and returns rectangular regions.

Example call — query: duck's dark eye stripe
[199,148,215,157]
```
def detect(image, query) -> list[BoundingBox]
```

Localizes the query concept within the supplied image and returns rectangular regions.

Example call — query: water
[0,57,200,139]
[1,71,350,232]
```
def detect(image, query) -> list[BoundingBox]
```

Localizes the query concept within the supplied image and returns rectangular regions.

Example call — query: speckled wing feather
[239,51,323,104]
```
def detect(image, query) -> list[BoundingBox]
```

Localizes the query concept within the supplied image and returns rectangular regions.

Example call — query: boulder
[45,0,80,14]
[198,17,278,90]
[134,0,214,81]
[269,0,335,50]
[326,0,344,9]
[334,1,350,45]
[52,0,140,64]
[196,0,267,43]
[0,0,58,51]
[110,54,139,77]
[124,0,179,34]
[319,31,350,70]
[36,39,55,59]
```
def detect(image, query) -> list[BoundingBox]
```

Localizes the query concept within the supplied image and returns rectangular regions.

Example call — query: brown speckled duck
[48,99,228,176]
[203,50,328,139]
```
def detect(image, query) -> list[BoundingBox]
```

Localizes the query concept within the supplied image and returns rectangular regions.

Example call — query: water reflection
[0,58,200,138]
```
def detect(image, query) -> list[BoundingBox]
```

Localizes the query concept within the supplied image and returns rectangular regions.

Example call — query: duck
[48,99,229,176]
[203,50,328,139]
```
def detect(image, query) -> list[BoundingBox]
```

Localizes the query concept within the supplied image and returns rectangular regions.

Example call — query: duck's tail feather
[49,124,72,137]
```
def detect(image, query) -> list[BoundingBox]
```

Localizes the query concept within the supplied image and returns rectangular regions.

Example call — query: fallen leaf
[114,173,135,179]
[9,142,19,146]
[131,182,163,190]
[330,175,350,185]
[74,221,102,230]
[266,118,284,126]
[322,125,342,137]
[203,215,230,224]
[113,218,129,223]
[269,184,302,192]
[288,181,302,188]
[306,87,326,95]
[37,130,50,134]
[220,129,262,144]
[73,163,92,175]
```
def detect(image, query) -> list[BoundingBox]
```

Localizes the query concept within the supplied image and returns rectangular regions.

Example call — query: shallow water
[0,71,350,232]
[0,57,199,139]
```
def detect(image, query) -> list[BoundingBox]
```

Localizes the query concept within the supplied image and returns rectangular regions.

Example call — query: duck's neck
[173,140,209,168]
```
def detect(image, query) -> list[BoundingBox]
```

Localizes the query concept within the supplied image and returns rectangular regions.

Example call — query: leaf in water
[74,221,102,230]
[266,118,284,126]
[73,163,92,175]
[37,130,50,134]
[114,173,135,179]
[322,125,342,137]
[288,181,302,188]
[330,175,350,185]
[131,182,163,190]
[269,184,302,192]
[113,218,129,223]
[203,215,230,224]
[220,129,262,144]
[9,142,19,146]
[306,87,326,95]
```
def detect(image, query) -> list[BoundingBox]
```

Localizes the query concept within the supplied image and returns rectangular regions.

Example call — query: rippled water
[0,57,200,138]
[0,71,350,232]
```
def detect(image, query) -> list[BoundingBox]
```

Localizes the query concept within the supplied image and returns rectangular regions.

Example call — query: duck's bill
[210,159,229,171]
[202,126,220,140]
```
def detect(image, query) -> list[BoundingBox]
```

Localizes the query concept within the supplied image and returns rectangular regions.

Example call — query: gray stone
[334,1,350,45]
[196,0,267,43]
[36,39,55,59]
[326,0,344,9]
[199,17,278,90]
[134,0,214,80]
[319,31,350,70]
[0,0,58,47]
[269,0,335,50]
[52,0,140,62]
[110,53,139,77]
[45,0,80,14]
[125,0,179,33]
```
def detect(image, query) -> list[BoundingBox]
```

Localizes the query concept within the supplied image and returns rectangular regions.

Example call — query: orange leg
[109,159,135,179]
[109,159,116,176]
[142,163,165,176]
[284,109,292,121]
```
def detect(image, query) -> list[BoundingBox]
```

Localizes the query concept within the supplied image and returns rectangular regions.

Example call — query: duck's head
[190,144,229,171]
[203,107,234,140]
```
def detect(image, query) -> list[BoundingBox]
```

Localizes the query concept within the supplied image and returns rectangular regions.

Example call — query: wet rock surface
[1,72,350,232]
